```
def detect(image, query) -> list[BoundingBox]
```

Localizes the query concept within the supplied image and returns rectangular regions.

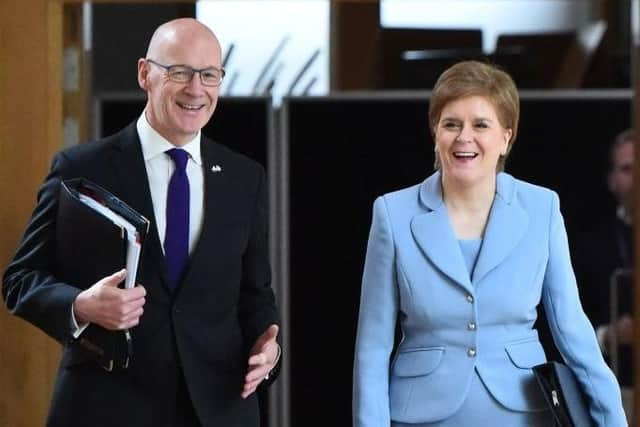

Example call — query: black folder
[56,178,150,371]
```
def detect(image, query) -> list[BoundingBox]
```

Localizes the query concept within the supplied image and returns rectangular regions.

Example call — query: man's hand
[613,314,634,345]
[242,324,279,399]
[73,269,146,330]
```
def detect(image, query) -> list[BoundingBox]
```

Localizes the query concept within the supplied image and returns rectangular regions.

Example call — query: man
[573,128,634,422]
[2,18,280,427]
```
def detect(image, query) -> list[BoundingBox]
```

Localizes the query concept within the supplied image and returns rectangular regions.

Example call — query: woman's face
[434,95,512,188]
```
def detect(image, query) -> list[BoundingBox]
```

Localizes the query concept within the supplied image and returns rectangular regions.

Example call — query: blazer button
[467,322,476,331]
[466,294,474,303]
[467,348,476,357]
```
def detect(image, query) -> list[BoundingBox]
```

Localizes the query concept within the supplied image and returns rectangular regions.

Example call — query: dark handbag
[533,361,594,427]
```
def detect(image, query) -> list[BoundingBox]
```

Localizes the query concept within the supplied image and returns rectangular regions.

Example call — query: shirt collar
[136,111,203,165]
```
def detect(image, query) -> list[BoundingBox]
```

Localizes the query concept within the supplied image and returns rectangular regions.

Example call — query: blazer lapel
[177,137,227,292]
[109,124,170,292]
[410,172,472,292]
[472,173,529,284]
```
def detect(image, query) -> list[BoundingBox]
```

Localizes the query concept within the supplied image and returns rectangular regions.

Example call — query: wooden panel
[330,0,379,90]
[63,3,90,146]
[0,1,63,426]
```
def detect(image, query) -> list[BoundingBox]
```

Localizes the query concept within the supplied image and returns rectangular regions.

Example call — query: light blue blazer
[353,171,627,426]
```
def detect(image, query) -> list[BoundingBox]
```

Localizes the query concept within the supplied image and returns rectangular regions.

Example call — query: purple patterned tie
[164,148,190,290]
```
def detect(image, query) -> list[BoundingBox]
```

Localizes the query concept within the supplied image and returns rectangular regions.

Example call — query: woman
[352,60,626,426]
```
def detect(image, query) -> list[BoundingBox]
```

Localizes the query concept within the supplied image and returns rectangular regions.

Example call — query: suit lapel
[472,173,529,284]
[177,137,227,291]
[410,172,472,292]
[109,124,170,293]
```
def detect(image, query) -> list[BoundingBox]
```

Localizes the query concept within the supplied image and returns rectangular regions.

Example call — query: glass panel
[197,0,330,103]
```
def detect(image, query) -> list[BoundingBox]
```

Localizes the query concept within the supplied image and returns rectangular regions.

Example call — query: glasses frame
[146,58,226,87]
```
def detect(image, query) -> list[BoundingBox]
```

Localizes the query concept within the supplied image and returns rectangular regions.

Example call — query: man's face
[138,29,222,146]
[608,140,634,209]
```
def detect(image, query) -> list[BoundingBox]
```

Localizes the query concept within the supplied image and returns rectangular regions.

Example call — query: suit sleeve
[353,196,399,427]
[541,192,627,426]
[237,165,280,361]
[2,152,83,344]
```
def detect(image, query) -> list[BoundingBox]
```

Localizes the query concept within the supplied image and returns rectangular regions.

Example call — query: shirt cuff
[71,305,90,339]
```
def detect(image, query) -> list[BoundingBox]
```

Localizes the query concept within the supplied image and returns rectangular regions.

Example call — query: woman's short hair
[429,60,520,171]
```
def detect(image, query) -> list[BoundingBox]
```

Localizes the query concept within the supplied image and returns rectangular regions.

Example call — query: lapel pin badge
[211,165,222,173]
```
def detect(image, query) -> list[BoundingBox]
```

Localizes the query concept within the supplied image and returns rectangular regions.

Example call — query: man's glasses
[146,58,225,87]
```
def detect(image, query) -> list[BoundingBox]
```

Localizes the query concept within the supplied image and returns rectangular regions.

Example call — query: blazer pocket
[392,347,445,378]
[505,339,546,369]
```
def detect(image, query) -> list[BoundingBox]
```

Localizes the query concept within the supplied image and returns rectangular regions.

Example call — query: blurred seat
[371,23,608,90]
[494,31,576,88]
[370,28,482,89]
[494,22,606,89]
[555,20,608,87]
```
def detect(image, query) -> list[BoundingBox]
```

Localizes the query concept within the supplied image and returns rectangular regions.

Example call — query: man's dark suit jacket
[2,122,280,427]
[572,215,633,387]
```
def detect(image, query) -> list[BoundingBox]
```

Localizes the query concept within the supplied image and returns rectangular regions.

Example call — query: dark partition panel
[96,95,270,169]
[510,95,631,233]
[286,97,431,427]
[284,91,631,426]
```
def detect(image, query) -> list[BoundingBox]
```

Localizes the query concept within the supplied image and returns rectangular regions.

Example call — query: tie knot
[166,148,189,172]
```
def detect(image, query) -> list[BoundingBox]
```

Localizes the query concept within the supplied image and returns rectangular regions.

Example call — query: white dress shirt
[136,112,204,254]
